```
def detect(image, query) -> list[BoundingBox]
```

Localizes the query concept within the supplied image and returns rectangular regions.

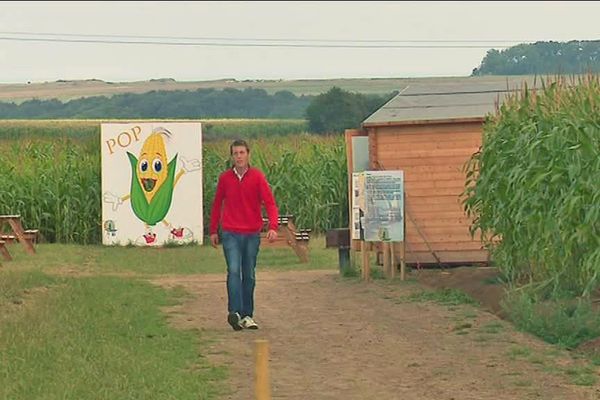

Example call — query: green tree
[0,88,312,119]
[472,40,600,76]
[305,87,395,134]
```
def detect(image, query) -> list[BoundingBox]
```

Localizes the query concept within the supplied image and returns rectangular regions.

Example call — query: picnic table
[0,215,37,261]
[261,214,311,263]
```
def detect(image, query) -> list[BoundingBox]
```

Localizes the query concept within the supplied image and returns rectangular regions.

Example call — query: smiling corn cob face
[126,130,178,226]
[136,132,168,203]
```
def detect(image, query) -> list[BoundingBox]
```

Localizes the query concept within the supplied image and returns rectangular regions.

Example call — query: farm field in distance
[0,74,543,103]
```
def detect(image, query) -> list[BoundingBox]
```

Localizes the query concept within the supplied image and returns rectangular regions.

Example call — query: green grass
[0,239,339,399]
[564,365,598,386]
[340,266,360,278]
[527,355,547,365]
[0,272,226,399]
[4,239,600,396]
[541,360,599,386]
[5,236,338,276]
[405,288,480,307]
[474,335,491,343]
[482,275,505,285]
[0,269,57,305]
[507,345,533,360]
[502,291,600,349]
[453,322,473,331]
[501,344,599,387]
[512,379,532,387]
[479,321,505,334]
[369,266,386,280]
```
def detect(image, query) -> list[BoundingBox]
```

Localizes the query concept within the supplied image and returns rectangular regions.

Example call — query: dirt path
[152,270,600,400]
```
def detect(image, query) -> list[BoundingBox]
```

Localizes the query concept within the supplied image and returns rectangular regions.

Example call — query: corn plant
[463,75,600,298]
[0,139,101,244]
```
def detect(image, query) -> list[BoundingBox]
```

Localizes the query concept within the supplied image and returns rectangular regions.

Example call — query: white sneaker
[240,316,259,330]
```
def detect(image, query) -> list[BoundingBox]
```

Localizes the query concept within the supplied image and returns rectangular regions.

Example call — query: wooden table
[261,215,310,263]
[0,240,10,262]
[0,215,36,259]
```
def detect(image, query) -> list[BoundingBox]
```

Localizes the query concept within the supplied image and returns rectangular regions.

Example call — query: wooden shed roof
[362,75,555,127]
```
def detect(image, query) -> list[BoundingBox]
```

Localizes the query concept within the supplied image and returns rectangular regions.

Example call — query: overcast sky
[0,1,598,83]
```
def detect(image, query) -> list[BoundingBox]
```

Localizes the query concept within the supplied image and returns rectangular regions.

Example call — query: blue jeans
[221,230,261,318]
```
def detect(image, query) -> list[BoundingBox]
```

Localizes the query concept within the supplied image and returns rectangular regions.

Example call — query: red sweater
[209,167,279,234]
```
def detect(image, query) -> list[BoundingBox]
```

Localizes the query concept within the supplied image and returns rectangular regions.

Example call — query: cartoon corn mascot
[103,127,200,245]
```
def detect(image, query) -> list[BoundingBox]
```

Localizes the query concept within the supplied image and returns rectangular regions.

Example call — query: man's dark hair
[230,139,250,155]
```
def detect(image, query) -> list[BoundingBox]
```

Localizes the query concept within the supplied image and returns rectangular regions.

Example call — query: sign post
[352,170,405,280]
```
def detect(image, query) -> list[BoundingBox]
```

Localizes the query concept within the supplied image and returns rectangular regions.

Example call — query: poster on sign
[101,122,203,246]
[352,170,404,242]
[351,172,366,240]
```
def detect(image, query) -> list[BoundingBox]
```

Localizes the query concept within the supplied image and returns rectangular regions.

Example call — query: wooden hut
[346,76,541,265]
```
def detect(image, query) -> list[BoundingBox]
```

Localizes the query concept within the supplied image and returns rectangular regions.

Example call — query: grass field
[3,236,337,275]
[0,238,338,400]
[2,240,599,399]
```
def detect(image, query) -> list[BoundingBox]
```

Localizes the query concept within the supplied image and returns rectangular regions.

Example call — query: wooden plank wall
[373,121,488,264]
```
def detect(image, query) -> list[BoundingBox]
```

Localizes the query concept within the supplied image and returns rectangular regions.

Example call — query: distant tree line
[472,40,600,76]
[0,88,311,119]
[0,86,398,135]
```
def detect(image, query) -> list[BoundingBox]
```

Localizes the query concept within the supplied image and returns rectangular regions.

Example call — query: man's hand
[210,233,219,248]
[266,229,278,242]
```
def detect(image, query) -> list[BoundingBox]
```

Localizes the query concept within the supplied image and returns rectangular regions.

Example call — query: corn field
[0,138,100,243]
[203,135,348,234]
[0,121,347,244]
[0,119,307,141]
[463,75,600,297]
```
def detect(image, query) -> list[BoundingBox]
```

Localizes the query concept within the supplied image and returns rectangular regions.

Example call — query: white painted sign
[101,122,203,246]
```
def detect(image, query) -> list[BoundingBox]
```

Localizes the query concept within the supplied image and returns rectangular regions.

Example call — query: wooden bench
[295,228,312,243]
[0,229,39,244]
[0,240,11,262]
[0,215,38,256]
[261,214,311,263]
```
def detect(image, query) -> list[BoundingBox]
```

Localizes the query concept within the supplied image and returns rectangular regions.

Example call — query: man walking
[209,139,279,331]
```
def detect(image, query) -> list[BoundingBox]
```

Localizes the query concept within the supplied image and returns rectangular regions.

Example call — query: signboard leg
[361,240,370,281]
[382,242,390,278]
[390,242,396,279]
[400,240,406,281]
